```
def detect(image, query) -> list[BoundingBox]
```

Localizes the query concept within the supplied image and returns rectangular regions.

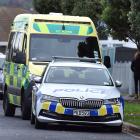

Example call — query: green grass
[124,101,140,126]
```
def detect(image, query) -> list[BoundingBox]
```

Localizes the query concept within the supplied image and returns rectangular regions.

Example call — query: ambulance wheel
[3,89,15,117]
[30,110,35,125]
[21,93,31,120]
[35,117,45,129]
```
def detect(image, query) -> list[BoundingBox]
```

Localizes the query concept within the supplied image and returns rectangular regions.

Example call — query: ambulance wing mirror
[115,80,122,87]
[34,76,42,83]
[14,52,26,64]
[104,56,111,68]
[30,74,42,84]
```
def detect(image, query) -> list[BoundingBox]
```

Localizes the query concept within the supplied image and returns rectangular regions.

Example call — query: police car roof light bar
[52,56,101,63]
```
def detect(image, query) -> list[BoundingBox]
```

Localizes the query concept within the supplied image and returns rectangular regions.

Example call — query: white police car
[31,57,124,131]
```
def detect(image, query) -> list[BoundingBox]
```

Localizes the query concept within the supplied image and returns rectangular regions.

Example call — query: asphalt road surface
[0,101,139,140]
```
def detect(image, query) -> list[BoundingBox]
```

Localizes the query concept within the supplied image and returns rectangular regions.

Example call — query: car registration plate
[73,110,90,117]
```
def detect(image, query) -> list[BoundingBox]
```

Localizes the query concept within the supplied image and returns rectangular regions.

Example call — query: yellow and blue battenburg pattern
[42,101,120,116]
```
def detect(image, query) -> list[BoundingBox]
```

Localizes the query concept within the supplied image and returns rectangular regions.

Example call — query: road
[0,101,139,140]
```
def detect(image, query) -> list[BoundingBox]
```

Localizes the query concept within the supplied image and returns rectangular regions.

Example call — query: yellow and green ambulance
[3,13,102,119]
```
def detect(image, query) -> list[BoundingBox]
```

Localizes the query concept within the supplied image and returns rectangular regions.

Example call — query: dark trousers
[134,76,140,95]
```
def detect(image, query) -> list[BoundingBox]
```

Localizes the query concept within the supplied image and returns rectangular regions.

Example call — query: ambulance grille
[59,98,103,109]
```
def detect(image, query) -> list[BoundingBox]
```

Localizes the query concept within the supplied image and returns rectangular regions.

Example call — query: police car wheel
[3,90,15,117]
[21,94,31,120]
[30,111,35,125]
[35,117,45,129]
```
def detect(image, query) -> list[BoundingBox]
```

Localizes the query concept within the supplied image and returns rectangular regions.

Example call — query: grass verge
[124,101,140,126]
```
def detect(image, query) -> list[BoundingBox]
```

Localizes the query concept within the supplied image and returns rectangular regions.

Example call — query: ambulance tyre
[35,117,45,129]
[21,93,31,120]
[30,110,35,124]
[3,89,15,117]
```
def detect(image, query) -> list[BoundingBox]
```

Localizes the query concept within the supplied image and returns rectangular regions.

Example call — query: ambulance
[3,13,109,119]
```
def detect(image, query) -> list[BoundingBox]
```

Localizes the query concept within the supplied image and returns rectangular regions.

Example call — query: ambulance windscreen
[30,34,101,61]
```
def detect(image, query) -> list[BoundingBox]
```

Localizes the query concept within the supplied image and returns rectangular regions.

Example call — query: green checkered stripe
[8,93,21,106]
[4,62,29,88]
[33,23,94,35]
[4,62,30,105]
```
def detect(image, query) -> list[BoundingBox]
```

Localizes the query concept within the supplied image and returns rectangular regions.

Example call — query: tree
[71,0,107,39]
[33,0,62,14]
[61,0,75,15]
[72,0,102,25]
[101,0,140,49]
[128,0,140,49]
[33,0,102,25]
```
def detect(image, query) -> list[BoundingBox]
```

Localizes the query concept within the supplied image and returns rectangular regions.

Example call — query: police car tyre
[3,90,15,117]
[30,111,35,124]
[21,93,31,120]
[35,117,45,129]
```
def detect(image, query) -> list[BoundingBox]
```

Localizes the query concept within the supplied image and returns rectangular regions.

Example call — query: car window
[45,66,114,86]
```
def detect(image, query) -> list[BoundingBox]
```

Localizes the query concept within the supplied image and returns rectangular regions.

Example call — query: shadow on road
[38,123,120,134]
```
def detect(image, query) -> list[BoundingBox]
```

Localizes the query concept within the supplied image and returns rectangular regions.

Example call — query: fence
[112,62,134,95]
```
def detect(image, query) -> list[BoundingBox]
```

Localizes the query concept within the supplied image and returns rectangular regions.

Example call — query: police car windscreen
[30,34,100,61]
[45,66,113,86]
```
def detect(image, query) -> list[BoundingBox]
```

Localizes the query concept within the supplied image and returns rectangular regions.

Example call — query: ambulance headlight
[40,95,59,103]
[104,98,120,105]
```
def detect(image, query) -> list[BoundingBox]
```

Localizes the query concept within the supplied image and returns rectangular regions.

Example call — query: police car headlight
[104,98,120,105]
[40,95,59,103]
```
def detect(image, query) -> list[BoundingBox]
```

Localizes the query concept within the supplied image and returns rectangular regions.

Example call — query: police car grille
[59,99,103,109]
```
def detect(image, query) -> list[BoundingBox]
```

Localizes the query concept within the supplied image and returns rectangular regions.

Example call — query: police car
[31,57,124,131]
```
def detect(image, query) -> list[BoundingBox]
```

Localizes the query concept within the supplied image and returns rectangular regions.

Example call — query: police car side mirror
[104,56,111,68]
[13,52,26,64]
[115,80,122,87]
